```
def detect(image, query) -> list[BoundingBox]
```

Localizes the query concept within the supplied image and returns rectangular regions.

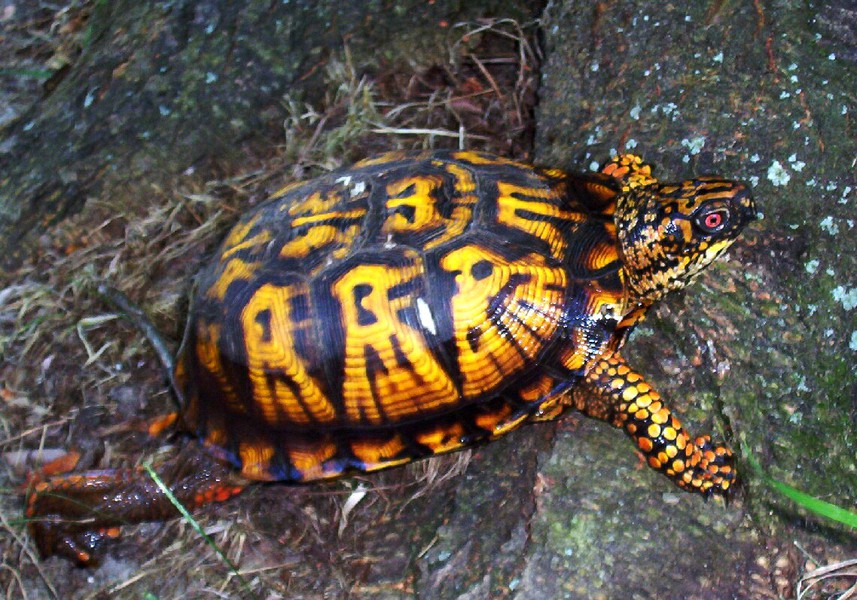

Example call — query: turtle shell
[176,150,631,482]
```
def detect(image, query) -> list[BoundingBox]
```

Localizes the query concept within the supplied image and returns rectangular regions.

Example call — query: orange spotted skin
[25,151,755,565]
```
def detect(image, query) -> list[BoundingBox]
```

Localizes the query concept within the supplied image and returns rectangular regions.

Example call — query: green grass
[745,450,857,530]
[0,68,54,79]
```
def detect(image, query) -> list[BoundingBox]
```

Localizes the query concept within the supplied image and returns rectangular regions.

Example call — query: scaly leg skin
[25,448,244,566]
[573,353,736,496]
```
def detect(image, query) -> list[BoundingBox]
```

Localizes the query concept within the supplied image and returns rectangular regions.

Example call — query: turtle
[25,150,755,566]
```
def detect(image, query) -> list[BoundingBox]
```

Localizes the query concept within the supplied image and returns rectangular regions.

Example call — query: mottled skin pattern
[25,151,755,566]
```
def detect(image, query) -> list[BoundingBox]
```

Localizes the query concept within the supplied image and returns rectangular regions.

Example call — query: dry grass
[0,13,541,598]
[797,553,857,600]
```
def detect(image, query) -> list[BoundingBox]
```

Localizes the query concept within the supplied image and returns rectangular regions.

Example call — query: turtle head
[615,172,756,304]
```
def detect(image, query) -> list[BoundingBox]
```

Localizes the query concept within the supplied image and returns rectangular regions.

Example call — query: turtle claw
[684,435,736,497]
[29,518,114,567]
[25,477,117,567]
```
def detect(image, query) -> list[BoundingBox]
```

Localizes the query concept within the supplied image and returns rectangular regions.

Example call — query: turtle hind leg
[574,352,736,496]
[25,448,244,566]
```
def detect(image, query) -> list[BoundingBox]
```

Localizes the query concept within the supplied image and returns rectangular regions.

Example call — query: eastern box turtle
[25,150,755,565]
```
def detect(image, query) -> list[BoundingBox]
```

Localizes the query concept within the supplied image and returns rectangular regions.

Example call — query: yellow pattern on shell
[450,150,521,166]
[350,434,409,470]
[285,440,339,481]
[195,322,246,414]
[495,181,585,260]
[414,421,466,454]
[331,259,459,425]
[278,223,361,260]
[424,162,478,249]
[208,258,260,300]
[241,283,334,426]
[439,244,566,398]
[382,175,446,233]
[220,214,269,259]
[286,189,350,217]
[238,442,275,481]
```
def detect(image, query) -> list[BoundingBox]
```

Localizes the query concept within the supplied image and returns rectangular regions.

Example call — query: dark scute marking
[264,371,302,416]
[255,308,273,342]
[566,222,621,280]
[364,344,389,376]
[515,207,557,222]
[517,299,537,313]
[364,344,389,423]
[442,432,459,446]
[507,300,545,339]
[487,273,532,316]
[471,259,494,281]
[290,293,311,322]
[387,276,422,301]
[399,430,436,459]
[389,334,415,372]
[437,176,459,220]
[353,283,377,326]
[395,204,417,224]
[507,272,532,287]
[220,445,244,473]
[283,373,325,426]
[486,273,537,355]
[291,323,316,367]
[491,313,513,341]
[390,182,416,199]
[498,312,543,342]
[264,452,291,481]
[395,305,417,333]
[466,325,481,353]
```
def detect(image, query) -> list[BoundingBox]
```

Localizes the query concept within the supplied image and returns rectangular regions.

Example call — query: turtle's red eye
[694,207,730,234]
[704,213,722,229]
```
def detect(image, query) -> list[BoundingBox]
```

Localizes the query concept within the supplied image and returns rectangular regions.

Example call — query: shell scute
[183,151,585,479]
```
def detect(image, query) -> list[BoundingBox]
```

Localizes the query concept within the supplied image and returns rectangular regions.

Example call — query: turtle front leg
[25,449,244,566]
[573,353,735,496]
